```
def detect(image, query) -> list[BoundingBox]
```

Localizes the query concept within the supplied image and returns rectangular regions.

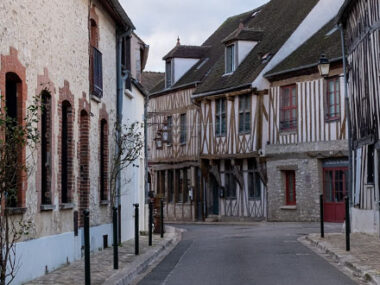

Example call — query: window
[324,167,347,202]
[215,98,227,136]
[247,159,261,199]
[41,91,52,205]
[226,44,235,73]
[325,77,340,120]
[5,73,22,207]
[61,101,73,204]
[166,60,172,88]
[180,113,186,144]
[280,85,297,131]
[239,95,251,133]
[89,18,102,98]
[79,110,90,225]
[168,170,173,202]
[225,161,236,198]
[177,169,183,202]
[92,47,103,97]
[367,144,374,184]
[167,116,173,145]
[100,119,108,201]
[284,171,296,205]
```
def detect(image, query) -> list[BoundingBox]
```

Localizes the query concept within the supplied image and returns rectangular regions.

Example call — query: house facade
[264,20,348,222]
[0,0,134,283]
[339,0,380,234]
[148,0,345,222]
[120,32,149,241]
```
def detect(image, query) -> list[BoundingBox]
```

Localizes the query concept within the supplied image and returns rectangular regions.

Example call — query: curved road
[138,223,357,285]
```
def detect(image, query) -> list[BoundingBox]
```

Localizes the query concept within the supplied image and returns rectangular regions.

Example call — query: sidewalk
[25,226,181,285]
[302,232,380,284]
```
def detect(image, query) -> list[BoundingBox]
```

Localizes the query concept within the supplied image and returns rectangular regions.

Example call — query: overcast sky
[121,0,269,72]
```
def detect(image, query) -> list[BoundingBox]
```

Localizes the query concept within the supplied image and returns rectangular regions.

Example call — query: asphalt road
[138,223,357,285]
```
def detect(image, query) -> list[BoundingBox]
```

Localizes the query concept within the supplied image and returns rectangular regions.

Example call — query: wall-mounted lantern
[155,131,163,149]
[161,120,169,143]
[318,53,330,77]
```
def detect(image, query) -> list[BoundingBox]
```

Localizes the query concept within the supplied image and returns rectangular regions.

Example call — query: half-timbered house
[192,0,344,221]
[264,20,347,222]
[338,0,380,234]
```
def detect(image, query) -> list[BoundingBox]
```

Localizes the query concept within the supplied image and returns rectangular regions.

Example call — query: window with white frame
[215,98,227,136]
[225,44,236,73]
[239,95,251,133]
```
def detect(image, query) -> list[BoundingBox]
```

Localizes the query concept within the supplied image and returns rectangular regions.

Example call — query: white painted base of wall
[12,223,113,285]
[351,208,379,235]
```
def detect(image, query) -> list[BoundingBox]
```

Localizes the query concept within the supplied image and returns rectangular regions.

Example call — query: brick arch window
[41,90,52,205]
[79,110,90,225]
[100,119,108,201]
[5,72,24,207]
[61,100,73,204]
[89,10,102,98]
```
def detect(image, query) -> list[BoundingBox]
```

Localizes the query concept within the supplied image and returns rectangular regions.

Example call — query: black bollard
[345,196,350,251]
[113,207,118,269]
[83,210,91,285]
[160,199,164,238]
[134,203,139,255]
[320,194,324,238]
[149,201,153,246]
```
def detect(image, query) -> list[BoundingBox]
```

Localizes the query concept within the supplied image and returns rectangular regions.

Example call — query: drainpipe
[116,28,132,243]
[338,24,353,205]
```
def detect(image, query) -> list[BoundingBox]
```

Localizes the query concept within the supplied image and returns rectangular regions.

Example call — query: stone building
[338,0,380,234]
[264,20,347,222]
[0,0,136,283]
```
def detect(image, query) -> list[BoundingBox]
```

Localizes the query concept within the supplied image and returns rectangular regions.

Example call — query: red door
[323,167,348,222]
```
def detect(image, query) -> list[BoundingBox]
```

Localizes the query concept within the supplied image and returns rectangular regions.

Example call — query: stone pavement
[303,232,380,284]
[25,227,181,285]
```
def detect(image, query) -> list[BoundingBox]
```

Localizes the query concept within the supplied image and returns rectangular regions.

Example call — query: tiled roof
[193,0,319,95]
[163,45,210,60]
[141,71,165,93]
[222,26,264,44]
[265,19,342,79]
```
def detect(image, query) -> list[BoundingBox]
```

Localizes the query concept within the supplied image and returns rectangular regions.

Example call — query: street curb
[103,226,183,285]
[300,234,380,285]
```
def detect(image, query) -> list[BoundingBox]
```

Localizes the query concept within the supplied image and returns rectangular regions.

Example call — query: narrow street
[138,223,357,285]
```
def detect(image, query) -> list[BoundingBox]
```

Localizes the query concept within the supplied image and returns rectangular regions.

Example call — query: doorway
[323,167,348,222]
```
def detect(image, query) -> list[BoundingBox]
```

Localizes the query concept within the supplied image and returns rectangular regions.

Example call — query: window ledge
[248,198,261,201]
[100,200,110,206]
[325,117,340,123]
[222,72,234,77]
[90,94,101,103]
[60,203,74,210]
[40,204,56,211]
[279,129,297,135]
[280,205,297,210]
[5,207,27,215]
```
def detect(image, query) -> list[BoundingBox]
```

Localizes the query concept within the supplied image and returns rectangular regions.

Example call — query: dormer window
[165,60,173,88]
[226,44,236,74]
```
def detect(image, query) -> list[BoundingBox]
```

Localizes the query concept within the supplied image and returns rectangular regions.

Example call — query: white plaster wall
[12,223,112,285]
[237,41,257,65]
[173,58,199,83]
[120,84,146,242]
[351,208,379,235]
[252,0,345,90]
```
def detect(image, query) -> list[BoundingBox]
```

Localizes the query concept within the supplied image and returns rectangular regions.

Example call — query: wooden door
[323,167,348,222]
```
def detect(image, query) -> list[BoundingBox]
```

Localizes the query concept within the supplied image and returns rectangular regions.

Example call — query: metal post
[160,199,164,238]
[113,207,118,269]
[134,203,139,255]
[149,200,153,246]
[345,196,350,251]
[320,194,324,238]
[83,210,90,285]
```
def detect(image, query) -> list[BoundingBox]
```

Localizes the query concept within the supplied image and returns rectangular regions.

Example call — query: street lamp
[161,121,169,143]
[155,131,163,149]
[318,53,330,77]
